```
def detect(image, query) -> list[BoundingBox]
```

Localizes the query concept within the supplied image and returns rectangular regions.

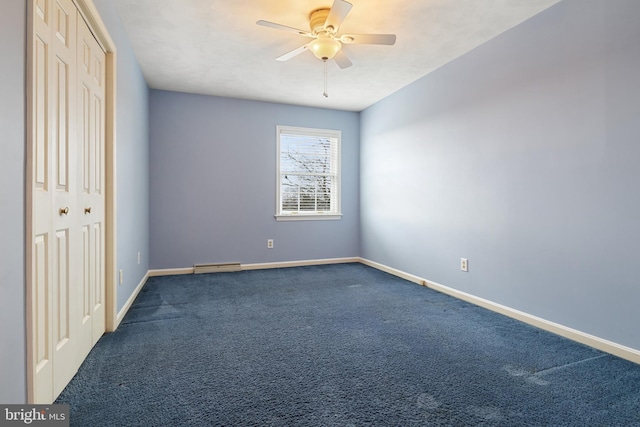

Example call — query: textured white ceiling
[113,0,561,112]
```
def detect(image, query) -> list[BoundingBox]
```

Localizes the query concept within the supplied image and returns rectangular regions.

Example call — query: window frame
[275,125,342,221]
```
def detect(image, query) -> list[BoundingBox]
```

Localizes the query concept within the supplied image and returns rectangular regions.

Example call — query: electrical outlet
[119,269,123,285]
[267,239,274,249]
[460,258,468,272]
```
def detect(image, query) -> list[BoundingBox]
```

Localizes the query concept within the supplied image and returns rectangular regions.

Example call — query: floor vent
[193,262,242,274]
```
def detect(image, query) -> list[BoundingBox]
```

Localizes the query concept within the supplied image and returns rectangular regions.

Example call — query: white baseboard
[146,258,360,278]
[115,270,149,328]
[359,258,425,286]
[148,267,194,277]
[242,257,360,271]
[360,257,640,365]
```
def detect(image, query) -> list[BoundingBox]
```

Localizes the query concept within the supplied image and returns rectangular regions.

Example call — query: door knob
[59,207,69,215]
[85,207,92,214]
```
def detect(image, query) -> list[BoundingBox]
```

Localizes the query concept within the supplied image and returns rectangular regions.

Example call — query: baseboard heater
[193,262,242,274]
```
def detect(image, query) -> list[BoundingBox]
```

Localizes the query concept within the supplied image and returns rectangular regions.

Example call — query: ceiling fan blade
[324,0,353,32]
[341,34,397,45]
[276,44,310,61]
[333,50,353,69]
[256,20,313,37]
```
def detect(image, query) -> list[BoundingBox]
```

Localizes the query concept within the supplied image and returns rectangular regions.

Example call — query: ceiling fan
[256,0,397,71]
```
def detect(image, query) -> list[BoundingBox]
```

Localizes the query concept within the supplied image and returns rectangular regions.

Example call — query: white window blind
[276,126,341,220]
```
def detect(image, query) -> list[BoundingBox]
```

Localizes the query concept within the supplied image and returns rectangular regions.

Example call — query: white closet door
[32,0,79,403]
[31,0,106,403]
[77,12,106,360]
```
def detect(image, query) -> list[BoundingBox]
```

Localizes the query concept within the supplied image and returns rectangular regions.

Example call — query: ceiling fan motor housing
[309,8,332,33]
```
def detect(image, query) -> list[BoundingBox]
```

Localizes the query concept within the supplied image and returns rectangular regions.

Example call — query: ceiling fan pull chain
[323,60,329,98]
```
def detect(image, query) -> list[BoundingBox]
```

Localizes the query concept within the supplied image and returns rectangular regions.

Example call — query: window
[276,126,341,221]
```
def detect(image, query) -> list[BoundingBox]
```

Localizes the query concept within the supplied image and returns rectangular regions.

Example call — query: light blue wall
[92,0,150,311]
[0,0,27,404]
[360,0,640,350]
[149,91,360,269]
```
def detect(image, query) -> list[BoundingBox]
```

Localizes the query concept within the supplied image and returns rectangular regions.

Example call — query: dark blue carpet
[57,263,640,426]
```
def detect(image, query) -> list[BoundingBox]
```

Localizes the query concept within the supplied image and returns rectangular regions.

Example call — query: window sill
[275,214,343,221]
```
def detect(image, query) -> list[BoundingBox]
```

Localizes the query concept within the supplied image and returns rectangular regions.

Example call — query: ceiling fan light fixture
[309,36,341,60]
